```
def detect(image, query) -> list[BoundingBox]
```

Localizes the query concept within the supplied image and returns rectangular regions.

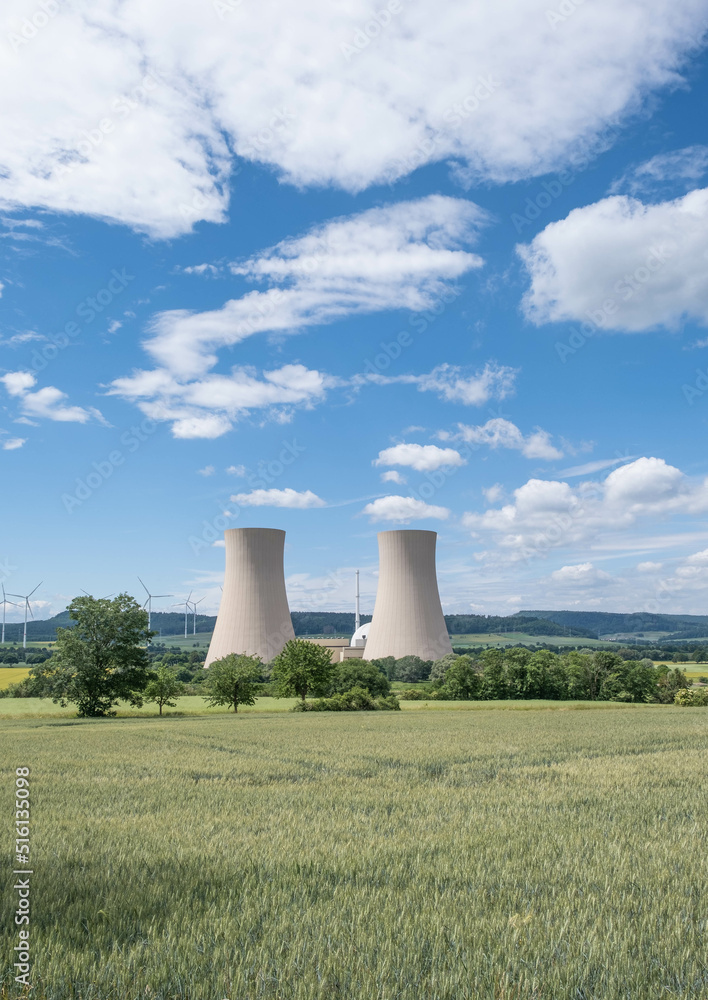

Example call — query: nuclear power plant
[363,529,452,661]
[204,527,294,667]
[204,526,451,666]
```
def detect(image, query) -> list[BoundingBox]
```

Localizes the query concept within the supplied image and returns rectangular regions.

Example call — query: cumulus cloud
[374,442,466,472]
[637,560,663,572]
[483,484,504,504]
[1,371,36,396]
[381,470,406,485]
[456,418,563,460]
[519,188,708,332]
[0,0,705,235]
[362,495,450,523]
[230,488,326,508]
[463,456,708,562]
[109,363,333,439]
[0,371,106,424]
[197,465,215,476]
[550,562,612,585]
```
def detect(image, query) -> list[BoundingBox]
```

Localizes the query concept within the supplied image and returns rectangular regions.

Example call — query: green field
[1,706,707,998]
[450,632,614,648]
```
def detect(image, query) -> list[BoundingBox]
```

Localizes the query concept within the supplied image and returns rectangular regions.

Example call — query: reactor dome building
[363,529,452,662]
[204,527,295,667]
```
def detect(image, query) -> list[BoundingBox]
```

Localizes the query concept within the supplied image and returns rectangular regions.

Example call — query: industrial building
[363,529,452,661]
[204,527,295,667]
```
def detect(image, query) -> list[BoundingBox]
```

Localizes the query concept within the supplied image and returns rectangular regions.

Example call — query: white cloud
[519,187,708,332]
[558,456,638,477]
[110,197,486,437]
[230,488,326,509]
[415,363,517,405]
[197,465,215,477]
[613,145,708,196]
[374,442,466,472]
[1,370,106,424]
[637,561,663,572]
[107,320,122,334]
[483,484,504,504]
[182,263,220,276]
[109,363,333,439]
[550,562,611,585]
[142,197,486,378]
[362,495,450,523]
[464,457,708,563]
[381,470,406,485]
[0,1,705,235]
[1,371,36,396]
[1,436,25,450]
[364,362,518,406]
[0,331,45,346]
[456,418,563,460]
[226,464,246,477]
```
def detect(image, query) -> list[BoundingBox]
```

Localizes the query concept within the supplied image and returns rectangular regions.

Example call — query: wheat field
[1,706,707,999]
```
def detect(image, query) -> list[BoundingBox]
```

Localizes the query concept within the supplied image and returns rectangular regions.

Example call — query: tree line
[2,594,703,715]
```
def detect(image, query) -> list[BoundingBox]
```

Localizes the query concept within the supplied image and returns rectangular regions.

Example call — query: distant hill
[444,614,597,638]
[8,610,372,642]
[519,610,708,640]
[13,607,706,645]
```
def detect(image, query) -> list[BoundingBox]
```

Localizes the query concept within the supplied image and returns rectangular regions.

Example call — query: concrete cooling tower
[204,527,295,667]
[363,529,452,661]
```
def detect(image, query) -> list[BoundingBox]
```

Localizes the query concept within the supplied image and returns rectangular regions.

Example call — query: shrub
[675,688,708,706]
[295,685,401,712]
[398,688,431,701]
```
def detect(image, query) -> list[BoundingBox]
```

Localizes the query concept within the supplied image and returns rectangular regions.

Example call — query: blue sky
[2,0,708,621]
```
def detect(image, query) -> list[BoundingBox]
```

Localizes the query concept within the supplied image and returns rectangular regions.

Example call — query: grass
[1,706,708,999]
[450,632,614,648]
[0,696,645,719]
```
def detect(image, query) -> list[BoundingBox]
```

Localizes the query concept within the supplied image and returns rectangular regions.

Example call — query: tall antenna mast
[355,569,360,632]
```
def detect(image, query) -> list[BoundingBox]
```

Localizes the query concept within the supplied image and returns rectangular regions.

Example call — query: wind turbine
[1,585,19,644]
[172,592,193,639]
[7,582,42,649]
[137,578,173,635]
[189,596,205,636]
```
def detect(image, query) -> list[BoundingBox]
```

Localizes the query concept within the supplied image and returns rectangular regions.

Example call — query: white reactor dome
[350,623,370,648]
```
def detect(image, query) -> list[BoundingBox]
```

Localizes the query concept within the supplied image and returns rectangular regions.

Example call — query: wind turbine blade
[27,600,34,619]
[137,577,150,596]
[28,582,42,597]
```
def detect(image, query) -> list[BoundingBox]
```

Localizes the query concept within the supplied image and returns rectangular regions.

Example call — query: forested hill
[519,610,708,638]
[443,615,596,638]
[11,609,595,642]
